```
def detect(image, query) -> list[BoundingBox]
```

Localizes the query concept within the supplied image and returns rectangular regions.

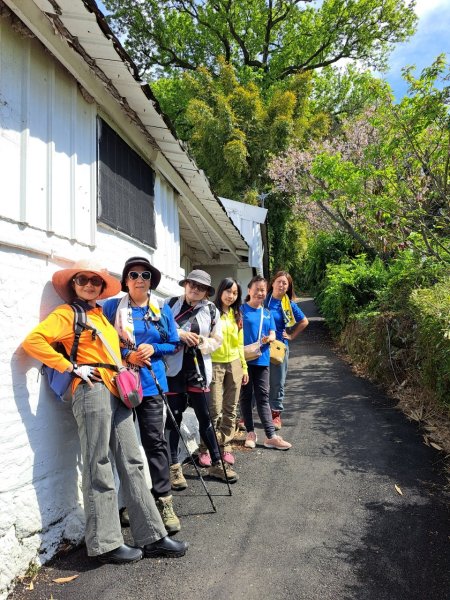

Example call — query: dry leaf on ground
[430,442,443,451]
[395,484,403,495]
[52,575,79,584]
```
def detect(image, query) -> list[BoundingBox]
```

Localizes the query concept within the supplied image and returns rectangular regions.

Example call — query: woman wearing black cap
[103,257,182,535]
[164,270,238,488]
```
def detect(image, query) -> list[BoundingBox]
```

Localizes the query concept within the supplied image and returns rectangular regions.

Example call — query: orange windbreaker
[22,303,121,397]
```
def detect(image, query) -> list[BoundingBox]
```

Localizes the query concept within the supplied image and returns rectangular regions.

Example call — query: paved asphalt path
[9,299,449,600]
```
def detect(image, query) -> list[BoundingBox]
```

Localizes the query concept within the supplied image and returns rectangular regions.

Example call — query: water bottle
[182,320,191,333]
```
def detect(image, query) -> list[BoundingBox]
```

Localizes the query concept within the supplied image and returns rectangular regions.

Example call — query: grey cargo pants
[72,381,166,556]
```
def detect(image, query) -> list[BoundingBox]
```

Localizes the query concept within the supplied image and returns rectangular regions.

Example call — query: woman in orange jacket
[22,258,187,564]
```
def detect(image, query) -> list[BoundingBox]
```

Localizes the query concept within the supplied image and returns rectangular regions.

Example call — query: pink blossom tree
[268,56,450,263]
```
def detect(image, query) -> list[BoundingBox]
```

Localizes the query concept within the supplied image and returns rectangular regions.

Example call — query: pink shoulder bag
[87,318,143,409]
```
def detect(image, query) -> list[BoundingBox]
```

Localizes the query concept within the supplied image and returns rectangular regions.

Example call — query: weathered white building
[0,0,253,596]
[220,197,268,279]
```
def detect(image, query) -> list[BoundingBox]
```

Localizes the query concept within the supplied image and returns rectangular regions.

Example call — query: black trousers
[165,391,221,464]
[240,364,275,439]
[135,394,171,498]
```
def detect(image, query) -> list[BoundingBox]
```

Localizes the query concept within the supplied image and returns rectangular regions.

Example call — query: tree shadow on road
[284,314,450,599]
[334,497,450,600]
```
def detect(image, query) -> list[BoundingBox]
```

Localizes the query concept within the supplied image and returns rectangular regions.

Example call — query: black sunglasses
[128,271,152,281]
[73,275,104,287]
[187,280,208,292]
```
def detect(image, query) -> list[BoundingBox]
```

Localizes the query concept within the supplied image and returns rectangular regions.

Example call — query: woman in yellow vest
[198,278,248,467]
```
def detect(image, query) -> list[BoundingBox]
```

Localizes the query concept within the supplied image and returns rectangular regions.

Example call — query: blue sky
[96,1,449,99]
[383,0,450,98]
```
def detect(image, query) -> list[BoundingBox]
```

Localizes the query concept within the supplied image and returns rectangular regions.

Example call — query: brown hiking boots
[169,463,187,491]
[156,495,181,535]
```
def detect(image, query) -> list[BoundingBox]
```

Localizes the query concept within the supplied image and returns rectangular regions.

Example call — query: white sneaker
[263,435,292,450]
[244,431,257,449]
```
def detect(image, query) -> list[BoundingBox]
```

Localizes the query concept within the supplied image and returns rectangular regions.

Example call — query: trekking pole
[146,363,217,513]
[192,349,232,496]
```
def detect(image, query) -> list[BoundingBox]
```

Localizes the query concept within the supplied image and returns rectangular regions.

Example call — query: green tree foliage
[373,57,450,261]
[152,61,322,275]
[267,193,309,283]
[104,0,416,86]
[316,255,388,333]
[268,57,450,263]
[153,59,323,199]
[310,64,390,129]
[299,230,360,292]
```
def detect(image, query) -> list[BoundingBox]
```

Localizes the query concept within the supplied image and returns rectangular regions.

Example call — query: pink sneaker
[222,451,235,465]
[197,451,212,467]
[263,435,292,451]
[244,431,257,449]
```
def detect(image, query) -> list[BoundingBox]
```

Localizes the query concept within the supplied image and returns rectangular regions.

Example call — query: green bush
[409,278,450,405]
[378,250,449,311]
[310,238,450,407]
[341,311,417,386]
[269,211,309,286]
[299,231,358,293]
[316,255,388,334]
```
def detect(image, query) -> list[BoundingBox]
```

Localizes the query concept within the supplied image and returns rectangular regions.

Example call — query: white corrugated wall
[152,175,183,291]
[0,19,185,598]
[0,19,96,246]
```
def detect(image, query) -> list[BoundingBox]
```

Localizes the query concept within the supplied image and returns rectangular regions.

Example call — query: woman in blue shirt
[103,257,181,535]
[265,271,309,430]
[241,275,292,451]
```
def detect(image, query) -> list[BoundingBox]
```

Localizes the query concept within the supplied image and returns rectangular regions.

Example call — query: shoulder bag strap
[69,303,90,364]
[257,307,264,341]
[208,303,216,330]
[86,316,124,372]
[152,308,169,342]
[183,303,216,335]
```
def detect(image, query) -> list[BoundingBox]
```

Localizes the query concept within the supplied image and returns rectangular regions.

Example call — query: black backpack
[43,302,94,369]
[167,297,216,332]
[42,302,115,400]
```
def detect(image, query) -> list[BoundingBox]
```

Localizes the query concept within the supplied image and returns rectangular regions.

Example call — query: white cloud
[377,1,450,98]
[413,0,450,18]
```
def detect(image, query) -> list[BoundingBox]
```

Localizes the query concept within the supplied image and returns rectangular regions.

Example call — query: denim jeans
[269,344,290,412]
[240,364,275,439]
[135,394,171,498]
[72,382,166,556]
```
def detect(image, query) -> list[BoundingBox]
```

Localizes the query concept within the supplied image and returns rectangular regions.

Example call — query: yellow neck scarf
[281,294,296,327]
[268,293,296,327]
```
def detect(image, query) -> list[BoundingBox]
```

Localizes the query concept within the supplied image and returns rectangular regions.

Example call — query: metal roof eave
[22,0,249,262]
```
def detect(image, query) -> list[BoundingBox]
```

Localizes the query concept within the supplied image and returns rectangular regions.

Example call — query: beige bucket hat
[179,269,215,296]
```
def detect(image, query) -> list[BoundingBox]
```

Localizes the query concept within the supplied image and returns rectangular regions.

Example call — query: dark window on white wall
[97,117,155,247]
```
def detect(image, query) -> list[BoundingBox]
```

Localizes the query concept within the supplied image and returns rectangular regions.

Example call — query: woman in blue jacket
[103,257,181,535]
